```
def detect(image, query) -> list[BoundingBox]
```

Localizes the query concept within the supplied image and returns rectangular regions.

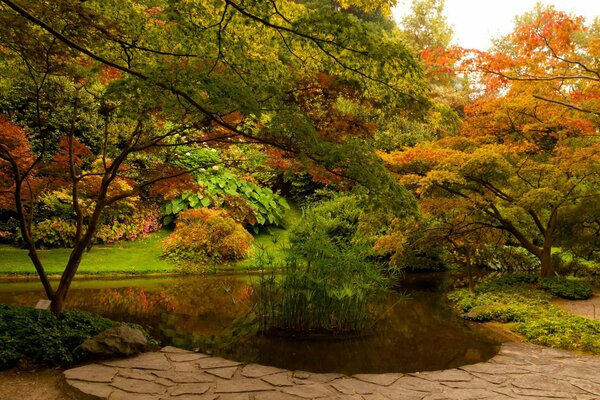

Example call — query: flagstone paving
[64,342,600,399]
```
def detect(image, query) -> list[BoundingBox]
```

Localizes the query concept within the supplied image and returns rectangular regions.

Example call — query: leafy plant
[538,276,593,300]
[163,171,289,232]
[0,304,115,368]
[162,208,254,268]
[255,194,389,335]
[14,205,161,248]
[448,275,600,355]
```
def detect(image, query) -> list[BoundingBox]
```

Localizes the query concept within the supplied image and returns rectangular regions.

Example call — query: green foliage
[514,314,600,353]
[162,208,254,268]
[256,249,383,335]
[0,230,174,276]
[22,218,76,248]
[448,275,600,355]
[483,246,540,272]
[538,276,593,300]
[475,273,539,293]
[256,194,388,335]
[0,304,114,368]
[163,171,289,232]
[15,205,161,249]
[290,192,363,249]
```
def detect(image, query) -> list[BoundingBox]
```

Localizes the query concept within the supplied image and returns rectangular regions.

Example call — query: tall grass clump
[256,193,388,336]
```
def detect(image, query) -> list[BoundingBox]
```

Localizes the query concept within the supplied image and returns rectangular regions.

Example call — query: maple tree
[381,6,600,278]
[0,0,427,311]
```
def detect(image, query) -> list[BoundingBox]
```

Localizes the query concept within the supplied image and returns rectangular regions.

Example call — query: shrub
[162,171,289,232]
[28,218,76,248]
[514,313,600,353]
[14,204,161,248]
[162,208,253,266]
[94,205,162,244]
[448,275,600,356]
[256,193,388,335]
[538,276,594,300]
[0,304,114,368]
[475,273,539,293]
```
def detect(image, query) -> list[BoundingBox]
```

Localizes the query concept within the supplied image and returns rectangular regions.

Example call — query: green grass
[0,229,175,275]
[0,205,302,276]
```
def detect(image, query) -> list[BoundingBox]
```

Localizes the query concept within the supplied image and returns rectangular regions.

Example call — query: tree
[0,0,428,311]
[398,0,453,53]
[381,7,600,277]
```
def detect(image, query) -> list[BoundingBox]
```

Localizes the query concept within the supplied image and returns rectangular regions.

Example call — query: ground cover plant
[0,304,154,368]
[449,274,600,354]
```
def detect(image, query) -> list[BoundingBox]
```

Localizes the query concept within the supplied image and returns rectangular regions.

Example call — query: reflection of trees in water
[0,276,257,340]
[0,274,502,373]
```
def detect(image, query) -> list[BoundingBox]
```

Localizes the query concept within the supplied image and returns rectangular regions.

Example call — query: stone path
[64,342,600,400]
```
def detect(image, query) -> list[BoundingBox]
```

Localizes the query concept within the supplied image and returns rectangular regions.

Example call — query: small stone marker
[35,299,51,310]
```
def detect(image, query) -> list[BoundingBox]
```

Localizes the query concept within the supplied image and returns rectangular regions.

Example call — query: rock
[464,305,496,321]
[77,324,147,357]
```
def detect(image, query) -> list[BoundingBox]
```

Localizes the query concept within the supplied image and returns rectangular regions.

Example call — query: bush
[256,194,388,335]
[448,275,600,356]
[14,204,161,248]
[538,276,594,300]
[514,314,600,353]
[0,304,114,368]
[162,208,253,267]
[162,171,289,232]
[475,273,539,293]
[94,205,162,244]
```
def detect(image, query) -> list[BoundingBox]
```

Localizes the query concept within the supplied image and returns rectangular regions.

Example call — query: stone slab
[169,383,211,396]
[110,376,167,395]
[241,364,286,378]
[353,373,402,387]
[65,364,118,383]
[214,379,275,393]
[205,366,239,379]
[104,353,171,371]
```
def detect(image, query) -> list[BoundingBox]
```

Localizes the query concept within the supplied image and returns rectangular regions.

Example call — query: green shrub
[0,304,114,368]
[448,275,600,356]
[162,208,253,267]
[538,276,594,300]
[14,204,161,248]
[475,273,539,293]
[514,313,600,353]
[94,205,162,244]
[162,171,289,232]
[256,194,388,335]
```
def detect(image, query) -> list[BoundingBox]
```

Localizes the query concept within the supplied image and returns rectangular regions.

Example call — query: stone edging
[63,342,600,399]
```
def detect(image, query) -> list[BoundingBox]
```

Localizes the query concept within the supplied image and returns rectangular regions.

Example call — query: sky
[393,0,600,50]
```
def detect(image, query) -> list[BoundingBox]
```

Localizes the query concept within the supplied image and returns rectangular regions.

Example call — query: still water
[0,273,504,374]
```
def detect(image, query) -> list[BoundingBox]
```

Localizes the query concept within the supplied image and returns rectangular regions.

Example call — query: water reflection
[0,273,504,374]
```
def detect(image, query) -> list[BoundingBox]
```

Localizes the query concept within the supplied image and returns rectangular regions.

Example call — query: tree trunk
[539,209,558,278]
[539,243,553,278]
[465,248,474,292]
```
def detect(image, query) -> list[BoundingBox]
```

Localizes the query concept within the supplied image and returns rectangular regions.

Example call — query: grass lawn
[0,205,301,276]
[0,229,174,275]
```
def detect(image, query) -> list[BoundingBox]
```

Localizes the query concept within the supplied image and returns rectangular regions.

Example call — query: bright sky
[393,0,600,50]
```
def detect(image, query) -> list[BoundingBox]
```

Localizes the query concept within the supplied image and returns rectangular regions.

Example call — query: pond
[0,272,505,375]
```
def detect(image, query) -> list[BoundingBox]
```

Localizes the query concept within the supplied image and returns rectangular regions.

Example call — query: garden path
[554,290,600,320]
[63,342,600,399]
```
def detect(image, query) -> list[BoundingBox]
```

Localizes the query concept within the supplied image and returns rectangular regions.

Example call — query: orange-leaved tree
[380,6,600,277]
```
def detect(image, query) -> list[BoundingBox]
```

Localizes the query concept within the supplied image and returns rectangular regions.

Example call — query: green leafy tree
[0,0,428,312]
